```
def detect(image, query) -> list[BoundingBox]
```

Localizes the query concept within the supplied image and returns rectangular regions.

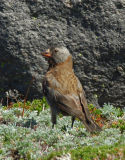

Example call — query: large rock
[0,0,125,107]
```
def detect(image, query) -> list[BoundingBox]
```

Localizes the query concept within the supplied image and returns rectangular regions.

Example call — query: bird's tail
[82,117,102,133]
[80,105,102,133]
[79,96,102,133]
[69,108,102,133]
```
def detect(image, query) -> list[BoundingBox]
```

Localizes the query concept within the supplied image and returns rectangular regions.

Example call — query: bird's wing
[76,78,102,131]
[76,78,92,120]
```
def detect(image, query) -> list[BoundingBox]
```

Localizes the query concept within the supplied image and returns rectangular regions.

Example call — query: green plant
[4,97,49,115]
[111,119,125,133]
[0,102,124,159]
[100,103,123,119]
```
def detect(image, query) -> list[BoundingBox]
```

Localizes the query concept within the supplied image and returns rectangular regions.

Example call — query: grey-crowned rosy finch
[42,46,101,133]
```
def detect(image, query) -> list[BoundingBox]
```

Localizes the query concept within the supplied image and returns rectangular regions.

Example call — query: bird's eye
[54,48,58,53]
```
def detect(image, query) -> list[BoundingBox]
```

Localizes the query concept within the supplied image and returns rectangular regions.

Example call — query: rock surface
[0,0,125,107]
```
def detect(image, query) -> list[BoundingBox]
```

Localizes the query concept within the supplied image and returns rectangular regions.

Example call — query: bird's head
[41,46,72,67]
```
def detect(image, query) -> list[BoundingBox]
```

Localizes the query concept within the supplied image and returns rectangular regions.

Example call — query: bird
[41,46,101,133]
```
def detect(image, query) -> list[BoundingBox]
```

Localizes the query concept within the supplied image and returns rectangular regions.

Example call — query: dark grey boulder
[0,0,125,108]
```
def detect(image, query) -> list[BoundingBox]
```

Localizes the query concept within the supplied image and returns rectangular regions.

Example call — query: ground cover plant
[0,98,125,160]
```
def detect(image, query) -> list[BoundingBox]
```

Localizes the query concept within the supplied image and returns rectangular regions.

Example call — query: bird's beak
[41,49,52,58]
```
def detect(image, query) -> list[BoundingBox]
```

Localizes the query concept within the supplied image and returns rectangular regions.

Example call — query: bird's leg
[51,108,57,128]
[71,116,75,128]
[51,114,57,128]
[52,123,55,129]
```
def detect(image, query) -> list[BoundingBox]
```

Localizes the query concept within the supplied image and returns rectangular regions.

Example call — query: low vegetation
[0,98,125,159]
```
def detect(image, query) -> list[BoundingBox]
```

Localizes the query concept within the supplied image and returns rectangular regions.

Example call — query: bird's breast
[46,68,80,95]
